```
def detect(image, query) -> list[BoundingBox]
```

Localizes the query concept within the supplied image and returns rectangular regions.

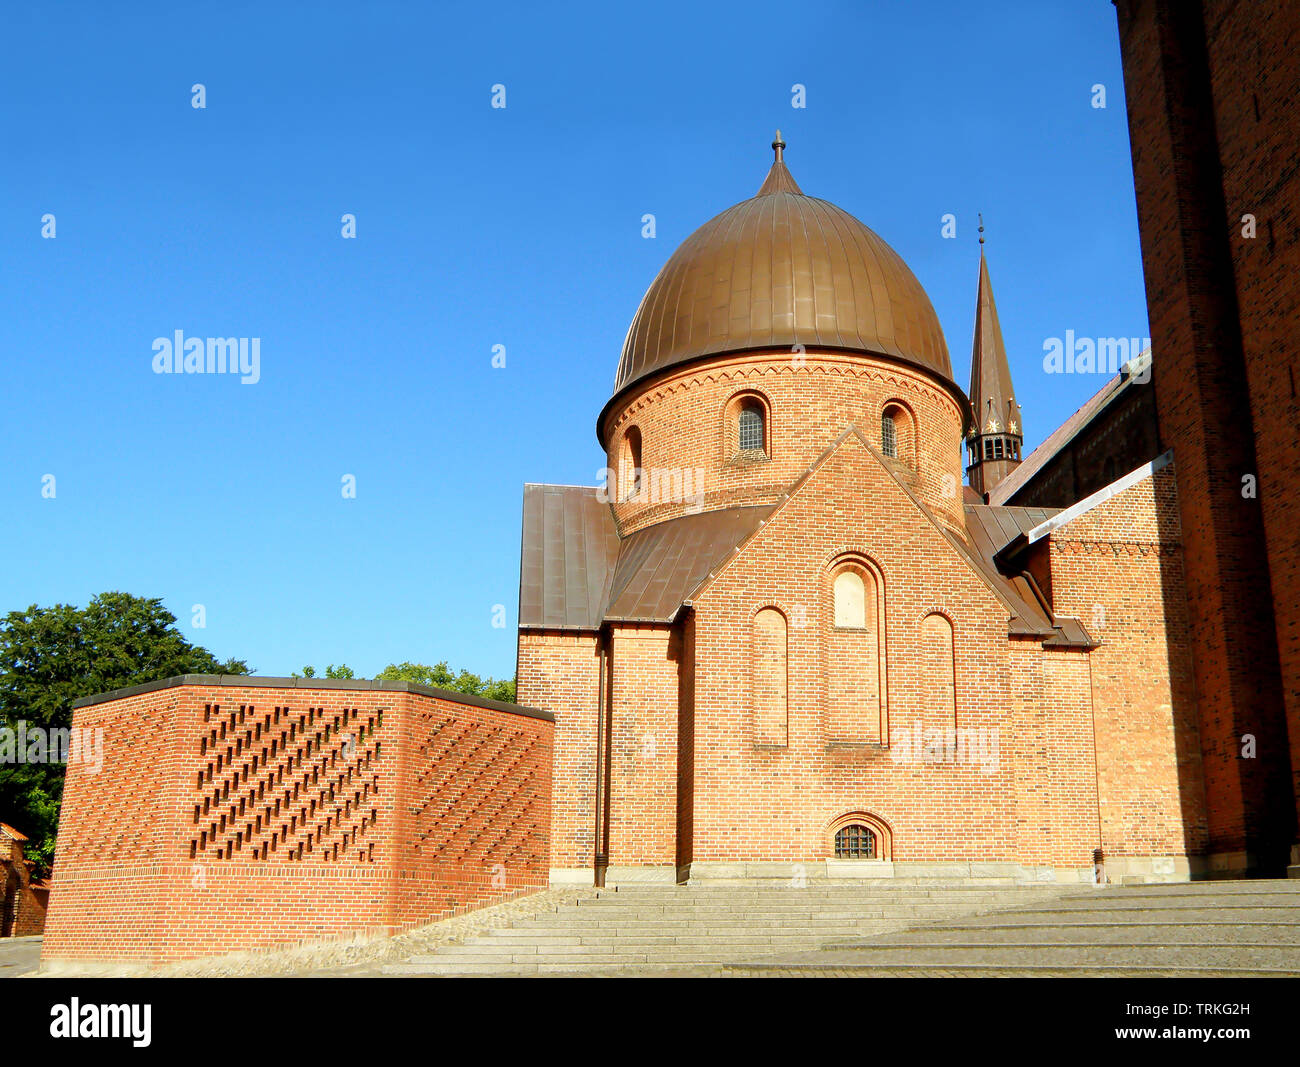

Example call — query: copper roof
[606,136,954,434]
[519,484,774,629]
[605,505,773,622]
[519,484,621,630]
[963,503,1095,647]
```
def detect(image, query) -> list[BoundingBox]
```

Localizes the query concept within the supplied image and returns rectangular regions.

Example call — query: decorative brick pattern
[42,681,552,964]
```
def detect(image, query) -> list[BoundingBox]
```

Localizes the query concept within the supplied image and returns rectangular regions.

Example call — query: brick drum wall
[41,678,552,966]
[601,351,968,537]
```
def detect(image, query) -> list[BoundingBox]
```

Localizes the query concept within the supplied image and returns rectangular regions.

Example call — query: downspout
[593,630,609,887]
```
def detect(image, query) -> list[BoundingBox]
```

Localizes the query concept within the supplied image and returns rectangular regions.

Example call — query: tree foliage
[377,661,516,704]
[0,592,248,876]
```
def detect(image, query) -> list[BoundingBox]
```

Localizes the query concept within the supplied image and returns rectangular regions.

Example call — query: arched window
[827,560,885,743]
[620,426,642,501]
[833,570,866,629]
[921,613,956,722]
[881,411,898,458]
[752,607,788,746]
[739,402,765,453]
[834,824,877,859]
[724,392,771,462]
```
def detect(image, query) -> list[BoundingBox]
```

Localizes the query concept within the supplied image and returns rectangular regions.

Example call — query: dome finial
[978,212,985,246]
[772,129,785,163]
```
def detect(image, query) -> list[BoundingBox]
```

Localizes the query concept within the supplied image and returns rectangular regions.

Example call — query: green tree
[294,664,355,679]
[0,592,248,876]
[377,661,516,704]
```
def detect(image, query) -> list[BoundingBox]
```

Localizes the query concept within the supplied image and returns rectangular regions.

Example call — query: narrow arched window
[833,570,867,629]
[881,411,898,458]
[739,402,765,453]
[921,613,956,721]
[752,607,788,746]
[620,426,643,501]
[834,824,877,859]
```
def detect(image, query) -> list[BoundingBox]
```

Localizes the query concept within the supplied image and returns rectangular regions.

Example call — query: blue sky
[0,0,1146,681]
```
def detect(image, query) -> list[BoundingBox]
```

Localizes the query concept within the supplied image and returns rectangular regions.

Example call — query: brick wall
[1047,462,1208,860]
[687,432,1098,866]
[516,631,599,870]
[1114,0,1298,869]
[601,350,967,537]
[2,837,47,937]
[41,678,551,965]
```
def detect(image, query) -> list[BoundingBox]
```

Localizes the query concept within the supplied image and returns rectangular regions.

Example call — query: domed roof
[609,134,954,411]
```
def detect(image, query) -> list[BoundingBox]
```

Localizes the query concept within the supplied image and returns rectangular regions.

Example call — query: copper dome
[610,135,954,409]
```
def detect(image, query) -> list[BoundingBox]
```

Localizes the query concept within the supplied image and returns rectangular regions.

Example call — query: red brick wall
[605,624,680,868]
[1047,462,1208,861]
[2,839,47,936]
[1114,0,1298,868]
[602,351,967,537]
[516,631,600,870]
[687,433,1098,867]
[41,681,551,965]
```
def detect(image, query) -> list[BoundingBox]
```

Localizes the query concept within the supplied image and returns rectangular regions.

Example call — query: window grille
[834,824,877,859]
[739,405,764,452]
[881,413,898,458]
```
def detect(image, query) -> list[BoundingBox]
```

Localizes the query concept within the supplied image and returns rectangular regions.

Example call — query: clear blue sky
[0,1,1146,681]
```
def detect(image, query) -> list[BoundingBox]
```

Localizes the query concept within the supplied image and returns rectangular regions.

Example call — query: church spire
[966,222,1024,498]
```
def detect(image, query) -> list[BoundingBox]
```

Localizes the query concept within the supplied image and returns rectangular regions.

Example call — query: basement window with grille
[834,824,877,859]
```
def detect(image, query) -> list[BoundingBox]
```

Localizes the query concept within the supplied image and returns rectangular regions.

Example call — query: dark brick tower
[966,224,1023,499]
[1112,0,1300,874]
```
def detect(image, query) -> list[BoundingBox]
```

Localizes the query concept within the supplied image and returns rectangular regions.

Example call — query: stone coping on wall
[69,674,552,722]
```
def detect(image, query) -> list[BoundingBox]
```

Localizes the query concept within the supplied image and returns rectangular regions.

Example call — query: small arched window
[739,401,765,453]
[834,824,877,859]
[620,426,643,501]
[881,411,898,458]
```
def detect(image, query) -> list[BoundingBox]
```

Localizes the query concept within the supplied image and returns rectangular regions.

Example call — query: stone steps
[380,880,1300,977]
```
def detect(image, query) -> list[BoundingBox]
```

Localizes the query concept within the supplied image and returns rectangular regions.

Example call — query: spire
[757,129,803,195]
[966,228,1023,496]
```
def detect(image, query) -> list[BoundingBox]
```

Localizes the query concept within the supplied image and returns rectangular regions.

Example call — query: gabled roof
[989,351,1152,506]
[0,822,29,842]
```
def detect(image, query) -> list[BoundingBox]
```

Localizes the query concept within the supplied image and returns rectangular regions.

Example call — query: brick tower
[1112,0,1299,875]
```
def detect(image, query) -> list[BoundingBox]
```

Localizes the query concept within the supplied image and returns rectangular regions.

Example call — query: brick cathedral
[518,0,1300,885]
[518,131,1211,887]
